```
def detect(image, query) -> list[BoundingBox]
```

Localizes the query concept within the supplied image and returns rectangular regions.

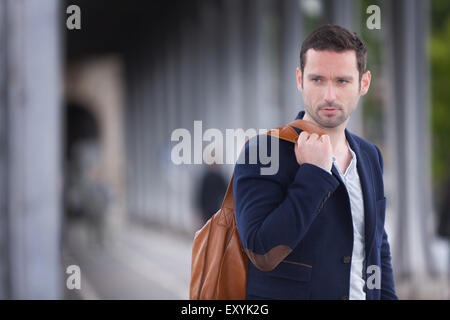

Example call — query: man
[196,162,228,224]
[233,24,397,300]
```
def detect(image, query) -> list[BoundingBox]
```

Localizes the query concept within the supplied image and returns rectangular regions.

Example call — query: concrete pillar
[137,58,148,221]
[240,0,258,130]
[253,0,280,129]
[224,0,245,130]
[280,0,304,120]
[0,0,10,300]
[323,0,356,29]
[3,0,62,299]
[143,56,156,223]
[198,1,220,129]
[179,13,199,231]
[133,53,146,220]
[222,0,246,175]
[154,55,168,224]
[384,0,433,285]
[165,38,182,229]
[125,50,140,219]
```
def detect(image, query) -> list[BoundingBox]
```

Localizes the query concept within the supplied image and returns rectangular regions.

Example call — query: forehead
[304,49,358,75]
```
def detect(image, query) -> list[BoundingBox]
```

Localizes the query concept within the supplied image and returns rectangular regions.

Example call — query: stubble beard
[304,102,351,129]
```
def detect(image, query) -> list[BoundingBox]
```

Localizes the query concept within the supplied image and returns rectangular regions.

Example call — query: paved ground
[63,219,193,299]
[62,218,450,300]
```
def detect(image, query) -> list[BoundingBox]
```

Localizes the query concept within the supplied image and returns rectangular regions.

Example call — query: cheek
[303,86,322,102]
[339,87,360,102]
[343,93,361,111]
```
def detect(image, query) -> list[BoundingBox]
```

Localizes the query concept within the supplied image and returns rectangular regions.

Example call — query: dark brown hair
[300,24,367,81]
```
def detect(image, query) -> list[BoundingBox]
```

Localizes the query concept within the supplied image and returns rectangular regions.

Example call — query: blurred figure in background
[64,103,113,249]
[66,140,113,248]
[196,163,228,224]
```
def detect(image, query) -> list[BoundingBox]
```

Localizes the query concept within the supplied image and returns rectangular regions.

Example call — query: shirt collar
[333,141,357,177]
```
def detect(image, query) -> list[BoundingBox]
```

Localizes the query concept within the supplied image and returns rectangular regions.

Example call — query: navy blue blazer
[233,110,397,300]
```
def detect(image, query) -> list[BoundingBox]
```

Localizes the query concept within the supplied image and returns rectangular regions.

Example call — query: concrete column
[5,0,62,299]
[253,0,280,129]
[179,14,198,232]
[224,0,245,130]
[125,50,140,219]
[165,35,182,229]
[384,0,433,285]
[146,60,156,223]
[198,1,220,129]
[0,0,10,299]
[323,0,356,29]
[154,55,167,224]
[240,0,258,129]
[222,0,246,175]
[280,0,304,120]
[134,54,146,220]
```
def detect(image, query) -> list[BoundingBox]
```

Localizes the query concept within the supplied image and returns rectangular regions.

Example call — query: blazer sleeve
[233,135,340,272]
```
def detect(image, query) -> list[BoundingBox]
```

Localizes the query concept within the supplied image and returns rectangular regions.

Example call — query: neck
[302,112,348,154]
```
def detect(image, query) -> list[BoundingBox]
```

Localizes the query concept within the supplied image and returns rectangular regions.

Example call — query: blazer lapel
[345,129,377,257]
[295,110,377,255]
[331,164,344,185]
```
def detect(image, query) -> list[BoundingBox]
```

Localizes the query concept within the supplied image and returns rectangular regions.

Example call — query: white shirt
[332,142,366,300]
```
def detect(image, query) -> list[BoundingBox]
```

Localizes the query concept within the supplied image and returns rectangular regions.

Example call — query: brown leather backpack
[189,119,326,300]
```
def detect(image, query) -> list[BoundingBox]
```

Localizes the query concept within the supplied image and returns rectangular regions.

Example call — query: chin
[317,116,346,129]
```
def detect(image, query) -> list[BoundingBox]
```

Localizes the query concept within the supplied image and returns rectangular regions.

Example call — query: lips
[321,108,339,114]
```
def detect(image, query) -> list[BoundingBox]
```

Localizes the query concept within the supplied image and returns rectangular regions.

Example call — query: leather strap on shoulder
[219,119,325,220]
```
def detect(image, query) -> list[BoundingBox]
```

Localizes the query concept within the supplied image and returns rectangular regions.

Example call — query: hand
[294,131,333,172]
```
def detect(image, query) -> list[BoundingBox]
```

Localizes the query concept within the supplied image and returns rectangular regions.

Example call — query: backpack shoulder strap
[267,119,327,143]
[219,119,325,217]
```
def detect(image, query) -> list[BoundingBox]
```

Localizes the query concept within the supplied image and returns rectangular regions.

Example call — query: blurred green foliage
[431,0,450,193]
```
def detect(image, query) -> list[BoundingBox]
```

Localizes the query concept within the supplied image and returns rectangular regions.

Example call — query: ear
[360,70,371,96]
[296,67,303,92]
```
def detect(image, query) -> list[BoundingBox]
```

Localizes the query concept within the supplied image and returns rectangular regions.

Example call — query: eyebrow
[307,74,354,81]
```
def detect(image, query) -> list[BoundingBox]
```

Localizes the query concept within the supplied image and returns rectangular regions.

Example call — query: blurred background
[0,0,449,299]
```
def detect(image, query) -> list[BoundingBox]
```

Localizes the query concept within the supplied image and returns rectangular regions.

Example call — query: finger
[309,133,319,141]
[320,134,330,142]
[298,131,310,145]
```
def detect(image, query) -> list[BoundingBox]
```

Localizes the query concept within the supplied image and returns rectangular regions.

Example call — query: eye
[337,79,348,85]
[312,78,321,83]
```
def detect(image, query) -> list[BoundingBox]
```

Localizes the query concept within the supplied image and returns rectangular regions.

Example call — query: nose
[324,82,336,103]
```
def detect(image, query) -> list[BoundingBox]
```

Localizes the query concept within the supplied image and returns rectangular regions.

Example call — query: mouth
[320,107,339,114]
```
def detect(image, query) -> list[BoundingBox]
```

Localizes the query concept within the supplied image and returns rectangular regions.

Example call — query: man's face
[296,49,371,129]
